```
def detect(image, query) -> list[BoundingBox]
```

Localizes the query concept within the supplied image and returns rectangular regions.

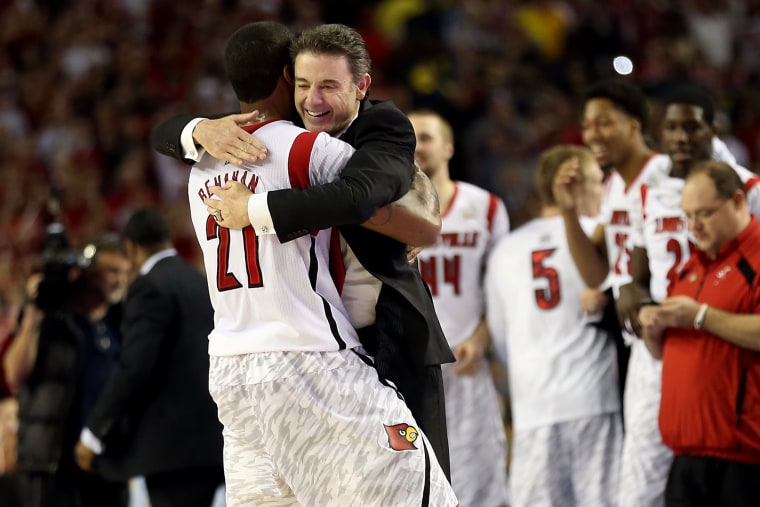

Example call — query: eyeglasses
[684,198,731,224]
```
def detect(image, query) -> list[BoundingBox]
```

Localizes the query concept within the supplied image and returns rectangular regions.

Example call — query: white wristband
[693,303,709,330]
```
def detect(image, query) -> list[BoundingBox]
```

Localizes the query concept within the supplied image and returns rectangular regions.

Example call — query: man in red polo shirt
[639,160,760,506]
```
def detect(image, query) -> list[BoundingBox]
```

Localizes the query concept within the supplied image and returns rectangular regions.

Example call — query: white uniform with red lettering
[636,163,760,303]
[599,154,673,507]
[188,119,457,507]
[485,215,622,507]
[599,154,670,315]
[417,181,510,507]
[620,156,760,507]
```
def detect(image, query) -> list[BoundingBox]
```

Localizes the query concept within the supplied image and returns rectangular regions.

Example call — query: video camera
[34,187,96,313]
[35,222,92,313]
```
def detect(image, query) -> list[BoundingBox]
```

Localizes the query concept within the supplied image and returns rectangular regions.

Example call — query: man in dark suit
[74,208,224,507]
[151,23,454,479]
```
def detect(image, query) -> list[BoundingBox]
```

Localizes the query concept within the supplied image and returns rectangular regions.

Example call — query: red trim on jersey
[624,152,661,194]
[486,193,500,233]
[640,183,649,220]
[744,176,760,193]
[242,119,280,134]
[282,130,347,293]
[288,131,320,190]
[442,183,459,218]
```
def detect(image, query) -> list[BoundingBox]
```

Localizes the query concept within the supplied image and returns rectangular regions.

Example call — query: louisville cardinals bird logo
[384,423,419,451]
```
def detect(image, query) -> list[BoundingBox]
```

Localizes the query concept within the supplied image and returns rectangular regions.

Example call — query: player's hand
[616,282,650,336]
[452,321,489,376]
[580,287,608,315]
[638,305,666,359]
[75,440,96,473]
[205,181,254,229]
[193,112,268,166]
[407,245,423,264]
[552,156,582,213]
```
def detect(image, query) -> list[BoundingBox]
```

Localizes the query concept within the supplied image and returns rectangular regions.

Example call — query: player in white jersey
[187,22,457,507]
[487,145,621,507]
[409,110,510,507]
[621,87,760,507]
[556,79,672,507]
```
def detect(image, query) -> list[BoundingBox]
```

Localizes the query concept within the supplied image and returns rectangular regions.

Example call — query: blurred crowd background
[2,0,760,335]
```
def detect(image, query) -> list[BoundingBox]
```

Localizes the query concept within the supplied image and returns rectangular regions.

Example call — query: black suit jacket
[88,255,223,481]
[151,100,454,368]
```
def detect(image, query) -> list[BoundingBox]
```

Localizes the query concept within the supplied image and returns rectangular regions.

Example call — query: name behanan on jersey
[195,169,260,202]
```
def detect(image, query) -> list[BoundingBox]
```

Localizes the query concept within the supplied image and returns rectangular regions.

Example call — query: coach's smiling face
[293,51,370,136]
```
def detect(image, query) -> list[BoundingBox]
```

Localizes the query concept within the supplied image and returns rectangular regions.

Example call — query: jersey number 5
[207,216,263,291]
[531,248,561,310]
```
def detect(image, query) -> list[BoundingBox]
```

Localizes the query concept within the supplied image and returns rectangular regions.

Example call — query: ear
[283,65,293,85]
[629,117,642,136]
[444,140,454,161]
[355,73,371,100]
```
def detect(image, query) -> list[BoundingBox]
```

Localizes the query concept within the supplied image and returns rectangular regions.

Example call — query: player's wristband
[693,303,709,330]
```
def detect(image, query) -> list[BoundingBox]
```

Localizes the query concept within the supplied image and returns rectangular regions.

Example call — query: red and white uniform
[635,162,760,302]
[418,181,510,506]
[418,181,509,347]
[188,120,458,506]
[599,154,670,305]
[486,215,622,507]
[189,120,361,357]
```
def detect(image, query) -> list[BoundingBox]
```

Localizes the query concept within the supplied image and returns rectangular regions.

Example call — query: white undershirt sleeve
[247,193,276,235]
[180,117,208,162]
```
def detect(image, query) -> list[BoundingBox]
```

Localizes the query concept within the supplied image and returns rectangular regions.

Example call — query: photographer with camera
[3,233,131,507]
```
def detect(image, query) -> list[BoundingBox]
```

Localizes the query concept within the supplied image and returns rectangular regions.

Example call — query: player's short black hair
[124,208,170,248]
[664,84,715,124]
[224,21,293,104]
[583,78,649,132]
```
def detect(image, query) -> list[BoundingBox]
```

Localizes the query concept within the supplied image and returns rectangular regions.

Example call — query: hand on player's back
[194,112,268,166]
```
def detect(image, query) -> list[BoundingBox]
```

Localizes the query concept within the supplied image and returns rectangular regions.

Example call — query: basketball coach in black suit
[75,208,224,507]
[150,23,455,479]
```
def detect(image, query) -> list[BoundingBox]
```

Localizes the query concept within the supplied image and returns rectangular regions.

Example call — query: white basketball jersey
[485,215,620,430]
[417,181,509,347]
[599,154,670,299]
[636,161,760,302]
[188,120,361,357]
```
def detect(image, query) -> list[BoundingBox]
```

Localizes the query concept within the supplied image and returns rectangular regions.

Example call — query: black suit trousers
[145,466,225,507]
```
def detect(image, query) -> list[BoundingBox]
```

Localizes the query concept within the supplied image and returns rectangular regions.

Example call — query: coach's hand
[194,113,268,166]
[206,181,254,229]
[75,440,96,473]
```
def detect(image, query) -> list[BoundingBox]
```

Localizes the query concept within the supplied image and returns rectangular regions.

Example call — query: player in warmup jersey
[556,79,673,507]
[487,145,621,507]
[187,22,457,507]
[632,85,760,306]
[410,110,510,507]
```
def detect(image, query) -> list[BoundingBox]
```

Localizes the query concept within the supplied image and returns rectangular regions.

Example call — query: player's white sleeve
[712,136,737,166]
[245,132,355,236]
[488,197,510,250]
[180,117,207,162]
[308,133,356,186]
[746,183,760,220]
[484,249,508,365]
